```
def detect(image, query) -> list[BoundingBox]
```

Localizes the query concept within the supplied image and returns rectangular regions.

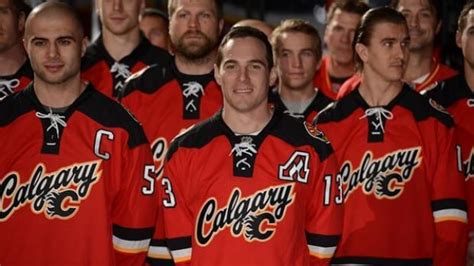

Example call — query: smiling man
[151,26,342,266]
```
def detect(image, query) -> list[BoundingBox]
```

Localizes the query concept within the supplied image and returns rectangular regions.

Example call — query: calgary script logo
[0,160,102,221]
[196,184,295,246]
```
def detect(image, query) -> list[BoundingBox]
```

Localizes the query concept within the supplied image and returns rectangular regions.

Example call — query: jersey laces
[359,107,393,133]
[230,137,257,170]
[0,78,20,99]
[183,82,204,112]
[36,109,67,139]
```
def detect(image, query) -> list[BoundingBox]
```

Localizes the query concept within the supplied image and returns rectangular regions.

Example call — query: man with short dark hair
[153,26,342,265]
[313,0,369,100]
[0,2,158,265]
[316,7,467,265]
[0,0,32,101]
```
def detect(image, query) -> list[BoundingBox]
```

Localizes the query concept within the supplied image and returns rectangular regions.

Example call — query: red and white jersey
[149,111,343,266]
[425,74,474,230]
[121,60,222,178]
[0,60,33,102]
[81,36,171,99]
[316,85,468,265]
[0,85,158,266]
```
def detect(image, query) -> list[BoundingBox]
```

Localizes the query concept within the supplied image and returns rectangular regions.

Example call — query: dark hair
[458,2,474,32]
[353,7,408,70]
[216,26,273,69]
[327,0,370,24]
[10,0,31,17]
[168,0,223,20]
[390,0,443,22]
[271,19,322,62]
[141,7,169,23]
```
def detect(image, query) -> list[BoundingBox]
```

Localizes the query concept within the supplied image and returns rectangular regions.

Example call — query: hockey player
[0,0,32,101]
[271,19,332,122]
[423,2,474,264]
[81,0,171,99]
[391,0,457,92]
[0,3,158,265]
[149,26,343,266]
[121,0,224,181]
[313,0,369,100]
[315,7,467,265]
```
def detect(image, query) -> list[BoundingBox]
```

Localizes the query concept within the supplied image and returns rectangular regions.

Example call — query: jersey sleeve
[306,144,343,265]
[150,147,193,266]
[428,122,468,265]
[112,140,159,266]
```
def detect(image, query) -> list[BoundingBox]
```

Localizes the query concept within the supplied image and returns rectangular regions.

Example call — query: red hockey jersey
[316,85,467,265]
[149,111,343,266]
[81,36,171,99]
[425,75,474,230]
[0,60,33,101]
[0,85,158,266]
[121,60,222,179]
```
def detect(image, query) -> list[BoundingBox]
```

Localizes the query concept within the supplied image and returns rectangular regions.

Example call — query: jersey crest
[467,99,474,108]
[304,121,329,144]
[195,184,295,246]
[0,78,20,101]
[278,151,310,184]
[0,160,102,221]
[338,147,422,200]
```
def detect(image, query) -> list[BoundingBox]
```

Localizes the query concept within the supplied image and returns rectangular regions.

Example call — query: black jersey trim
[305,232,340,247]
[166,112,224,161]
[112,224,155,241]
[0,85,35,126]
[424,74,473,108]
[167,236,192,251]
[271,112,334,162]
[76,85,149,148]
[331,257,432,265]
[146,257,175,266]
[431,198,468,212]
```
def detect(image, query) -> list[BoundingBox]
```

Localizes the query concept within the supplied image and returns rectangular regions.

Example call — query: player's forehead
[173,0,217,14]
[369,22,408,43]
[222,37,268,65]
[397,0,435,13]
[278,32,314,50]
[27,14,80,40]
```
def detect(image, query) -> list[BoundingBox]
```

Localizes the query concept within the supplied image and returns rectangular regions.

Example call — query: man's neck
[0,43,27,76]
[102,28,141,61]
[34,76,86,108]
[359,70,403,107]
[174,51,216,75]
[223,103,273,135]
[465,62,474,93]
[404,47,434,83]
[328,56,355,78]
[278,84,316,103]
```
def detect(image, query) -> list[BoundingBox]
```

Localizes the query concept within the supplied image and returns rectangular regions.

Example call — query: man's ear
[355,43,368,63]
[214,64,222,86]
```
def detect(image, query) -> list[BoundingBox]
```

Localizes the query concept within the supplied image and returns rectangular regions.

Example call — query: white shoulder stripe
[148,246,172,259]
[171,247,192,262]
